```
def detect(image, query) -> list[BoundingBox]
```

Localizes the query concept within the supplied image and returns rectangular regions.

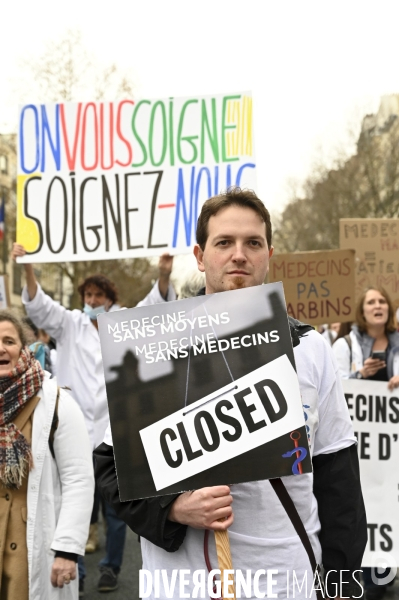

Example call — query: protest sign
[16,93,256,263]
[0,275,10,308]
[98,282,311,501]
[342,379,399,567]
[340,218,399,309]
[269,249,356,325]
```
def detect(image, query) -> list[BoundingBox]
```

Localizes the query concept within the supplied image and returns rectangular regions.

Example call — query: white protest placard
[140,355,304,490]
[16,93,256,263]
[342,379,399,567]
[98,283,312,501]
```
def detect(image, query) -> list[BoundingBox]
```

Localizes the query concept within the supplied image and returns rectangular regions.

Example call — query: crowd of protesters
[0,188,397,599]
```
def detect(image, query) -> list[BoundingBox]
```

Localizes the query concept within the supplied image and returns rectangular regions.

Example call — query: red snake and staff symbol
[282,430,308,474]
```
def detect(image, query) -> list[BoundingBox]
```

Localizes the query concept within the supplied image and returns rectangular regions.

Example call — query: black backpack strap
[270,478,324,600]
[49,386,60,459]
[288,316,314,348]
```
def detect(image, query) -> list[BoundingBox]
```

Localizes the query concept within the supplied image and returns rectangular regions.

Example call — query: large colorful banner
[98,283,311,501]
[340,218,399,309]
[342,379,399,568]
[16,93,256,263]
[269,249,356,325]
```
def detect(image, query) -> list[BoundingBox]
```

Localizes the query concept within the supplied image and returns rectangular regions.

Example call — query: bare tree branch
[275,108,399,253]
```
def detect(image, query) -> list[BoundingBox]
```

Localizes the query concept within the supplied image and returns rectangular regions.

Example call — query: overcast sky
[2,0,399,218]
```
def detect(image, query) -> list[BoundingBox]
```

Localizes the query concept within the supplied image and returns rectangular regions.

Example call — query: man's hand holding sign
[168,486,234,530]
[95,188,366,600]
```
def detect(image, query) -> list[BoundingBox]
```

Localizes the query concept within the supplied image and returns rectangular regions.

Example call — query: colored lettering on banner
[16,94,256,263]
[269,249,356,325]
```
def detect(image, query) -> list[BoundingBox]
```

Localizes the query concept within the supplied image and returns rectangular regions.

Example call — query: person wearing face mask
[11,243,175,596]
[333,287,399,600]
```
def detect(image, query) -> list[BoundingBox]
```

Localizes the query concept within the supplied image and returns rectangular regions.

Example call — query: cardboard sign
[340,218,399,309]
[269,249,356,325]
[0,275,10,308]
[98,283,312,501]
[16,93,256,263]
[342,379,399,567]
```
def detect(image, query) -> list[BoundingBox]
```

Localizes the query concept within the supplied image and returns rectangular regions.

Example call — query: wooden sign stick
[214,530,236,600]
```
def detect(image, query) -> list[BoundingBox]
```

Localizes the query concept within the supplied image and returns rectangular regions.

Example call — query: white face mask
[83,304,106,320]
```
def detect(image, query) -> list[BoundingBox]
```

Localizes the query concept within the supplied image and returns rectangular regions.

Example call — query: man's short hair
[78,275,118,306]
[196,187,272,250]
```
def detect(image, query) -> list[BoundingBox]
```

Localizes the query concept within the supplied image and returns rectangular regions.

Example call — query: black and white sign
[343,379,399,566]
[98,283,312,500]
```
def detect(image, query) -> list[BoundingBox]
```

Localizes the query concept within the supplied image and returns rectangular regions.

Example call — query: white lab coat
[28,374,94,600]
[22,281,175,448]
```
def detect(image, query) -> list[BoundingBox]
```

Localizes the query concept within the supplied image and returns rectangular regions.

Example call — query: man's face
[84,284,112,310]
[194,205,273,294]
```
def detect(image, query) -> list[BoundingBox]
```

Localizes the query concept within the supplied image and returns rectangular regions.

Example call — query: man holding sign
[95,188,367,599]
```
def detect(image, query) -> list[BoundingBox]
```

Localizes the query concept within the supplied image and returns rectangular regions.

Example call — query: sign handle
[214,529,236,600]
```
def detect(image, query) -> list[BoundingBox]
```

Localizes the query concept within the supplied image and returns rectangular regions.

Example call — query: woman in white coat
[333,286,399,600]
[0,311,93,600]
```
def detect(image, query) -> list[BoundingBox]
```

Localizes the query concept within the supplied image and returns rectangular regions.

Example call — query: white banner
[342,379,399,567]
[0,276,9,308]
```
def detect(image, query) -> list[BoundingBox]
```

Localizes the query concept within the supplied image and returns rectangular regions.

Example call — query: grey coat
[349,324,399,379]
